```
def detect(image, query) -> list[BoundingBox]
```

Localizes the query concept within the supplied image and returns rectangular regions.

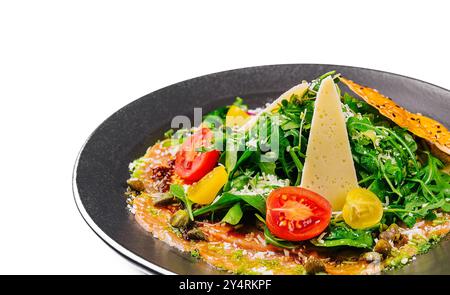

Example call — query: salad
[126,71,450,275]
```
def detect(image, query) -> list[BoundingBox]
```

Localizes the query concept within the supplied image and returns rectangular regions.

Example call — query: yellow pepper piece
[226,105,250,128]
[342,188,383,229]
[187,166,228,205]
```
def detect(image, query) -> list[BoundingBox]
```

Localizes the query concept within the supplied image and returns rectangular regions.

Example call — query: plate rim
[72,63,450,275]
[72,140,173,275]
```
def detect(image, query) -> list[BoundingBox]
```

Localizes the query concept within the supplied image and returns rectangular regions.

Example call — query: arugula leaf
[342,92,376,115]
[225,146,238,172]
[253,213,299,249]
[442,202,450,212]
[264,226,297,249]
[281,121,300,131]
[170,184,194,221]
[415,198,450,219]
[170,184,185,199]
[232,96,248,110]
[203,106,228,123]
[311,70,337,92]
[311,223,374,249]
[228,174,250,191]
[227,150,255,179]
[387,199,447,220]
[399,214,417,228]
[221,203,243,225]
[193,192,266,217]
[239,194,266,214]
[258,161,276,175]
[163,129,174,138]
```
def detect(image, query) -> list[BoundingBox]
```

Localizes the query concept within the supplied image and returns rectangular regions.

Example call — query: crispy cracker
[340,77,450,155]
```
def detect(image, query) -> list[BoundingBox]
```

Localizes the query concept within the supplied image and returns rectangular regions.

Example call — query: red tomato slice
[174,127,220,182]
[266,187,332,241]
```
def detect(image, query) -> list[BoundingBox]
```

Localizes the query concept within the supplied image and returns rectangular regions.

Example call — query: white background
[0,0,448,274]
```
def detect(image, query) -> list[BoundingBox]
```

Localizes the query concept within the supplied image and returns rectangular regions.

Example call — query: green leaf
[169,184,193,221]
[342,92,373,114]
[311,223,374,249]
[281,121,300,130]
[203,106,228,122]
[229,174,250,191]
[238,195,266,214]
[424,211,437,221]
[442,202,450,212]
[399,213,417,228]
[416,199,446,217]
[360,155,379,173]
[404,193,427,211]
[193,192,266,217]
[221,203,243,225]
[258,161,276,175]
[226,150,255,184]
[264,227,297,249]
[232,96,248,110]
[254,213,266,224]
[170,184,185,199]
[163,129,174,138]
[225,148,237,172]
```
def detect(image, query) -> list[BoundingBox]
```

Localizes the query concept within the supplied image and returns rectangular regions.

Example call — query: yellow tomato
[342,188,383,229]
[226,105,250,128]
[187,165,228,205]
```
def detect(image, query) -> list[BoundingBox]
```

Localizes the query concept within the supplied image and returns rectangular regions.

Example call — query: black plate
[73,64,450,275]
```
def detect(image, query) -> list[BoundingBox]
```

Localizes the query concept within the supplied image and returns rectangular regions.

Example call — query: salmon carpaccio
[129,142,450,275]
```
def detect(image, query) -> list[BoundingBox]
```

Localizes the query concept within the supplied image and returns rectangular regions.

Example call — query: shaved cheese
[300,77,358,210]
[239,81,309,132]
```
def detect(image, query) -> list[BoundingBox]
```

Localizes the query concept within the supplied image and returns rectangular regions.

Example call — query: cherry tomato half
[342,188,383,229]
[174,127,220,182]
[266,187,332,241]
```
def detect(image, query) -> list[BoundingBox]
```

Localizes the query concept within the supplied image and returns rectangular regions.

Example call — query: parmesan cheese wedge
[239,81,309,132]
[300,76,358,210]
